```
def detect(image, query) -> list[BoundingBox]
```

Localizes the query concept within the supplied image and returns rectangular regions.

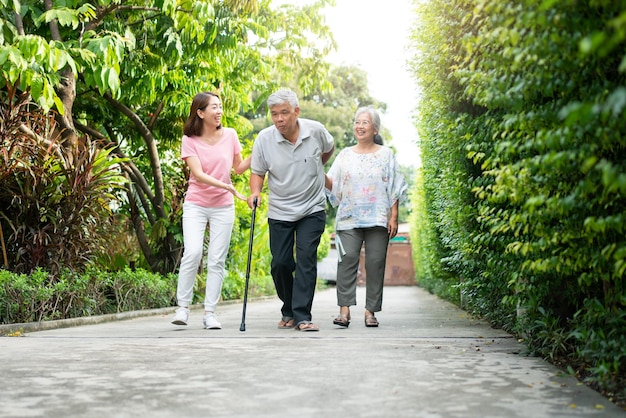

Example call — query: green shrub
[411,0,626,397]
[570,298,626,396]
[103,267,177,313]
[0,267,176,324]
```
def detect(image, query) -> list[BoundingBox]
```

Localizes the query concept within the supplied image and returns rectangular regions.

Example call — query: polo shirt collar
[272,119,311,144]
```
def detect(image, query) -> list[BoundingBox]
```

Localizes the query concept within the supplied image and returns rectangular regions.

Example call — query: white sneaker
[172,307,190,325]
[203,312,222,330]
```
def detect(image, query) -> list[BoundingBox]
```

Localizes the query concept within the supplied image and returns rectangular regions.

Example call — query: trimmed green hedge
[411,0,625,398]
[0,267,177,324]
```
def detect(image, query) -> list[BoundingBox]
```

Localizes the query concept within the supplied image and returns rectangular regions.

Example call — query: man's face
[270,103,300,138]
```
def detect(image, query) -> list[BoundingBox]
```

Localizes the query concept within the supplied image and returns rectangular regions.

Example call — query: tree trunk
[55,67,79,150]
[44,0,78,150]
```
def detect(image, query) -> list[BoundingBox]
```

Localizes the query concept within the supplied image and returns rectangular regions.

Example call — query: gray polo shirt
[251,118,334,222]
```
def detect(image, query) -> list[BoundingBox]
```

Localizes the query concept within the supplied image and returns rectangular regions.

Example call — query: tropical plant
[0,0,336,275]
[0,81,127,275]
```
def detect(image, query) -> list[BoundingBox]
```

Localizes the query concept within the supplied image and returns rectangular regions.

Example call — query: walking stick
[240,197,258,332]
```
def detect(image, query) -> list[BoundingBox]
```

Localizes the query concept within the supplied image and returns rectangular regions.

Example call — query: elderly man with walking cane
[248,89,334,332]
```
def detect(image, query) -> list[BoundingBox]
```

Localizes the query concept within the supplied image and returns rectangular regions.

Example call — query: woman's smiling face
[353,113,375,141]
[198,95,222,128]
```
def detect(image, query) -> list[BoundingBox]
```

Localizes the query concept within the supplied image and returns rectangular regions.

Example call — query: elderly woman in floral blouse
[325,106,408,328]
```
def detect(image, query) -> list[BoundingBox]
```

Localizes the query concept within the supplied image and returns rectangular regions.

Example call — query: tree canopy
[1,0,336,274]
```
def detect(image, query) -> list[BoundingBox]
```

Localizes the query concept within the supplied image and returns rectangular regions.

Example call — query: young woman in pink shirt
[172,92,250,329]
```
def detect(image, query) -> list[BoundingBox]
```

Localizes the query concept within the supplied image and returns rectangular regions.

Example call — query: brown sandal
[333,307,351,327]
[333,314,350,327]
[295,321,319,332]
[365,314,379,327]
[278,317,295,329]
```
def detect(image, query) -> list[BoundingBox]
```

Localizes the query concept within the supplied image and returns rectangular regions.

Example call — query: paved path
[1,286,624,418]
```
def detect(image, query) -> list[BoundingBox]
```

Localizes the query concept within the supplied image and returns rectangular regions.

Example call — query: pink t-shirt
[181,128,242,208]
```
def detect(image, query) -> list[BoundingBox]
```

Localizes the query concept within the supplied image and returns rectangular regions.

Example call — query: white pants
[176,202,235,312]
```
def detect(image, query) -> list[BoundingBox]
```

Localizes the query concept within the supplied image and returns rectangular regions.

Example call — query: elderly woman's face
[353,113,375,142]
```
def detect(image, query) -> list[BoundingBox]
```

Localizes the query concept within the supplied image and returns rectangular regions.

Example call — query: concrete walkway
[1,285,624,418]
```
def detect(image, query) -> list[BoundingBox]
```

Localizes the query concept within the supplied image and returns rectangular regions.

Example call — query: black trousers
[268,210,326,325]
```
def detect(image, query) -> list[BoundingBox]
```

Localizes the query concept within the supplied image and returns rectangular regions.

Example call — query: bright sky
[322,0,420,168]
[274,0,421,167]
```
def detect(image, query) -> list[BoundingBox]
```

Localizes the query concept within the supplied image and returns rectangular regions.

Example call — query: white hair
[267,89,299,108]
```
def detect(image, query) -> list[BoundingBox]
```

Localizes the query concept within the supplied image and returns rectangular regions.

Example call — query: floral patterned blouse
[326,146,408,231]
